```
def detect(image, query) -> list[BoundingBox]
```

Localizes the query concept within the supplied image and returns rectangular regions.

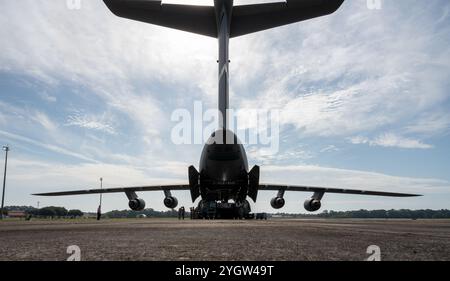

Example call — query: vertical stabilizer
[215,0,233,131]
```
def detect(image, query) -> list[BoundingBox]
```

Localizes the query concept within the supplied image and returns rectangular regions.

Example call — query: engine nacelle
[164,196,178,209]
[128,198,146,211]
[270,197,285,209]
[304,198,321,212]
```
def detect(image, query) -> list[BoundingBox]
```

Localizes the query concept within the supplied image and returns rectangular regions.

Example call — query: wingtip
[404,193,423,197]
[103,0,122,16]
[325,0,346,15]
[32,193,56,196]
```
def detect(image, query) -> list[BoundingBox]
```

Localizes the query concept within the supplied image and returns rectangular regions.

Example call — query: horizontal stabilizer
[103,0,345,38]
[231,0,345,37]
[103,0,217,37]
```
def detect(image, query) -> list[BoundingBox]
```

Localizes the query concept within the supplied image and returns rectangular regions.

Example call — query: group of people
[178,206,196,220]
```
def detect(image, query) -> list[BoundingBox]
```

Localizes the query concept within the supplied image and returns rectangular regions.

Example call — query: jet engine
[164,196,178,209]
[270,197,285,209]
[304,198,321,212]
[129,198,146,211]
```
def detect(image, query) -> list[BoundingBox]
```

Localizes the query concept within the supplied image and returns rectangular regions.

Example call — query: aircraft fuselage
[199,130,249,202]
[195,130,255,218]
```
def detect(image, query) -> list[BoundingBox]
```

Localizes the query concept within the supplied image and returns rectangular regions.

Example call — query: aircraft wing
[103,0,218,37]
[230,0,345,37]
[33,184,190,196]
[259,184,421,197]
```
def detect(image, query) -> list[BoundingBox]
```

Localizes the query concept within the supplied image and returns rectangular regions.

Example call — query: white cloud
[0,111,5,126]
[0,0,217,147]
[32,111,57,132]
[371,133,433,149]
[2,1,449,145]
[348,136,369,145]
[233,1,450,140]
[37,91,57,103]
[247,146,314,164]
[0,130,99,163]
[404,112,450,136]
[0,102,57,132]
[66,113,116,135]
[320,145,339,153]
[349,133,433,149]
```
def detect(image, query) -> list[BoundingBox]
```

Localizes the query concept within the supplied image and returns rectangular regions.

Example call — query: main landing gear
[193,200,252,220]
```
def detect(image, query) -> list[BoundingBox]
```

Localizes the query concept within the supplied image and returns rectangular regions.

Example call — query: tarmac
[1,218,449,261]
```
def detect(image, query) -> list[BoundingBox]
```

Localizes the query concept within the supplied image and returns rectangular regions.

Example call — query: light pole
[97,177,103,221]
[99,177,103,207]
[1,145,10,220]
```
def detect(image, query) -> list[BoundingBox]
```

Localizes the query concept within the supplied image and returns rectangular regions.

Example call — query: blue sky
[0,0,449,213]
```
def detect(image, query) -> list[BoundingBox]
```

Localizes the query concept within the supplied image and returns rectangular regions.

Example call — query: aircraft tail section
[103,0,345,38]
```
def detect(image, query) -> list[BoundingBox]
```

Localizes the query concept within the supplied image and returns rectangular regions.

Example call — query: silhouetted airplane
[35,0,420,219]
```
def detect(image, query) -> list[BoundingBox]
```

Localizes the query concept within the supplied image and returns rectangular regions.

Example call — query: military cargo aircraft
[35,0,420,219]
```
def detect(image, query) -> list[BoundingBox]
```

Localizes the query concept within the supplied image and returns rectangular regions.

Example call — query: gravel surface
[1,218,449,261]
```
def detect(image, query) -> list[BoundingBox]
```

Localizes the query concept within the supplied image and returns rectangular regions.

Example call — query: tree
[38,206,68,218]
[38,207,56,218]
[68,209,84,218]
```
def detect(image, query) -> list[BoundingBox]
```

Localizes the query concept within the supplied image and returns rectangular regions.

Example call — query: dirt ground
[0,218,449,261]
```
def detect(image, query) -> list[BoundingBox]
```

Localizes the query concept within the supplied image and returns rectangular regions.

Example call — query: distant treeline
[3,206,178,219]
[273,209,450,219]
[105,208,179,218]
[5,206,450,219]
[4,206,83,218]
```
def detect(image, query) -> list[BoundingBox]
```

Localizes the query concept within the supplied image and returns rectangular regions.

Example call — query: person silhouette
[180,206,185,220]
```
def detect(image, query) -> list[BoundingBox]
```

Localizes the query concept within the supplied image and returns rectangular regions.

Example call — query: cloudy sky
[0,0,449,213]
